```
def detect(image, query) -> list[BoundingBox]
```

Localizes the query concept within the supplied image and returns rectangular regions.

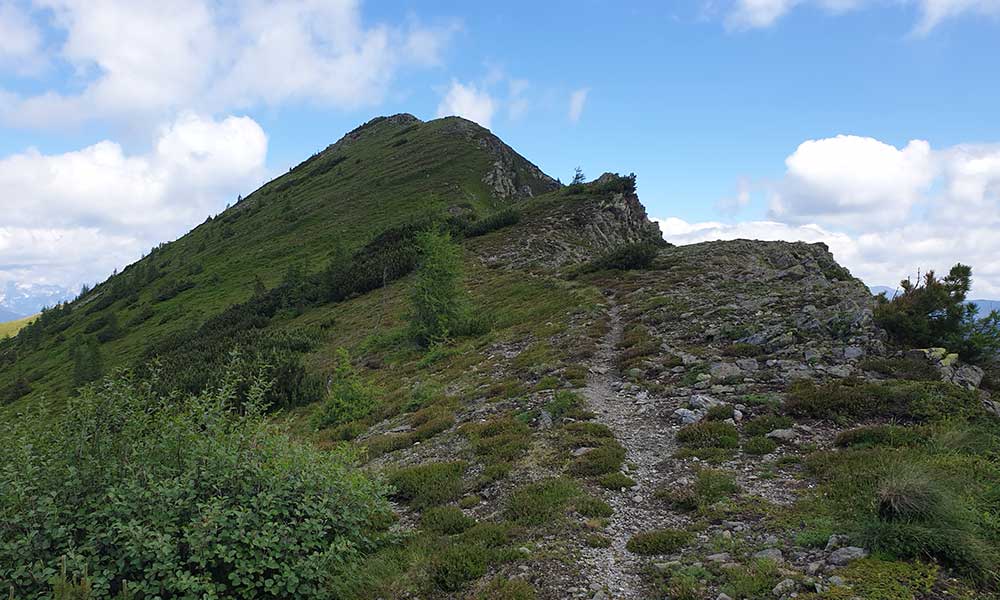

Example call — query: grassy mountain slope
[0,314,35,339]
[0,114,562,404]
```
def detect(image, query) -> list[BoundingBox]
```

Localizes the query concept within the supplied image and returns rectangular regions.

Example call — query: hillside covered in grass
[2,114,999,600]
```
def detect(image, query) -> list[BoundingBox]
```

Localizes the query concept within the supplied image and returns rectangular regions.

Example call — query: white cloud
[724,0,1000,31]
[568,88,589,124]
[769,135,935,228]
[1,0,456,128]
[0,1,44,74]
[717,177,754,214]
[436,80,495,128]
[0,113,267,288]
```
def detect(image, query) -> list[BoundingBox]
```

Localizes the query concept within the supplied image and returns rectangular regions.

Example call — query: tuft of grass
[507,477,581,526]
[744,435,778,455]
[677,421,739,449]
[420,506,475,535]
[705,404,735,421]
[388,461,467,509]
[597,471,636,490]
[859,357,940,381]
[428,543,489,592]
[546,390,590,421]
[464,416,532,465]
[722,343,762,357]
[656,468,739,511]
[585,534,612,548]
[626,529,693,555]
[835,424,922,449]
[568,442,627,476]
[573,495,614,518]
[476,577,537,600]
[720,560,781,599]
[742,414,793,437]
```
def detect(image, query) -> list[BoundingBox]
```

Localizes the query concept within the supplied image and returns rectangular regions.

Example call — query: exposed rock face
[477,180,663,269]
[438,116,560,201]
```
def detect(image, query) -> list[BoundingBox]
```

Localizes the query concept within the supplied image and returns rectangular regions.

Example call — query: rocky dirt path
[579,298,687,600]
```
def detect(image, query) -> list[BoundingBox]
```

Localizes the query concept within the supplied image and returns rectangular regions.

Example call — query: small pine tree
[571,167,586,185]
[408,231,469,346]
[71,337,103,389]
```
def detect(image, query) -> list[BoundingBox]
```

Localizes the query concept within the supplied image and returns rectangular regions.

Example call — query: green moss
[573,495,614,518]
[584,534,612,548]
[626,529,693,555]
[720,559,781,599]
[568,442,627,476]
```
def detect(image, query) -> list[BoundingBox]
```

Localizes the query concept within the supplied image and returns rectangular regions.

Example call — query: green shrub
[835,559,938,600]
[677,421,739,449]
[546,390,587,420]
[408,230,472,346]
[312,348,376,429]
[742,414,793,437]
[428,543,489,591]
[785,379,979,422]
[859,357,939,381]
[722,343,763,357]
[577,241,660,275]
[874,263,1000,364]
[388,461,466,509]
[744,435,778,455]
[0,369,390,599]
[835,425,922,448]
[574,495,614,518]
[655,486,699,512]
[462,209,522,238]
[421,506,475,535]
[507,478,581,526]
[476,577,537,600]
[626,529,693,555]
[597,472,636,489]
[568,442,626,476]
[705,404,735,421]
[464,416,532,465]
[693,468,740,504]
[720,559,781,599]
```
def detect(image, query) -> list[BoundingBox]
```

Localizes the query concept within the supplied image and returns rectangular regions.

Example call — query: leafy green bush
[626,529,693,555]
[464,416,532,464]
[568,441,627,476]
[462,209,521,238]
[0,368,390,599]
[785,379,980,422]
[388,461,467,509]
[428,543,489,591]
[585,534,613,548]
[693,468,740,504]
[720,560,781,599]
[312,348,376,429]
[421,506,475,535]
[677,421,739,449]
[705,404,735,421]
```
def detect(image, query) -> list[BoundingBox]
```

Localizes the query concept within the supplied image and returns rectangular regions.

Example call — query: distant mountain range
[869,285,999,315]
[0,281,74,321]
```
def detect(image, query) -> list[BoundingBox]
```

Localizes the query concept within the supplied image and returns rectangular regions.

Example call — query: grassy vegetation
[677,421,739,449]
[784,378,981,422]
[0,313,36,338]
[626,529,694,555]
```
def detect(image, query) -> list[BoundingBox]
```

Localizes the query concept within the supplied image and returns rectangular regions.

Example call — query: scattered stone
[706,552,732,563]
[572,446,595,457]
[766,428,797,442]
[736,358,760,371]
[753,548,784,562]
[825,534,850,551]
[828,575,847,587]
[828,546,868,566]
[673,408,704,424]
[538,409,554,430]
[717,594,734,600]
[689,394,723,410]
[772,579,797,596]
[710,362,743,381]
[806,561,824,575]
[843,346,864,360]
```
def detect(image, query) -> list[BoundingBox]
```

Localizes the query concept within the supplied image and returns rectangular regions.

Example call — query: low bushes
[626,529,693,555]
[507,478,581,526]
[388,461,467,509]
[784,379,980,422]
[676,421,739,449]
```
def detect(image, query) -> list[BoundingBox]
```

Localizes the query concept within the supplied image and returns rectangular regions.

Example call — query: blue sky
[1,0,999,302]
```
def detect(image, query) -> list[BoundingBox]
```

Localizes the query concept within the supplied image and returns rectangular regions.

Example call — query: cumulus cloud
[568,88,589,123]
[436,80,496,128]
[724,0,1000,31]
[769,135,935,228]
[0,0,456,128]
[0,113,267,288]
[660,136,1000,296]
